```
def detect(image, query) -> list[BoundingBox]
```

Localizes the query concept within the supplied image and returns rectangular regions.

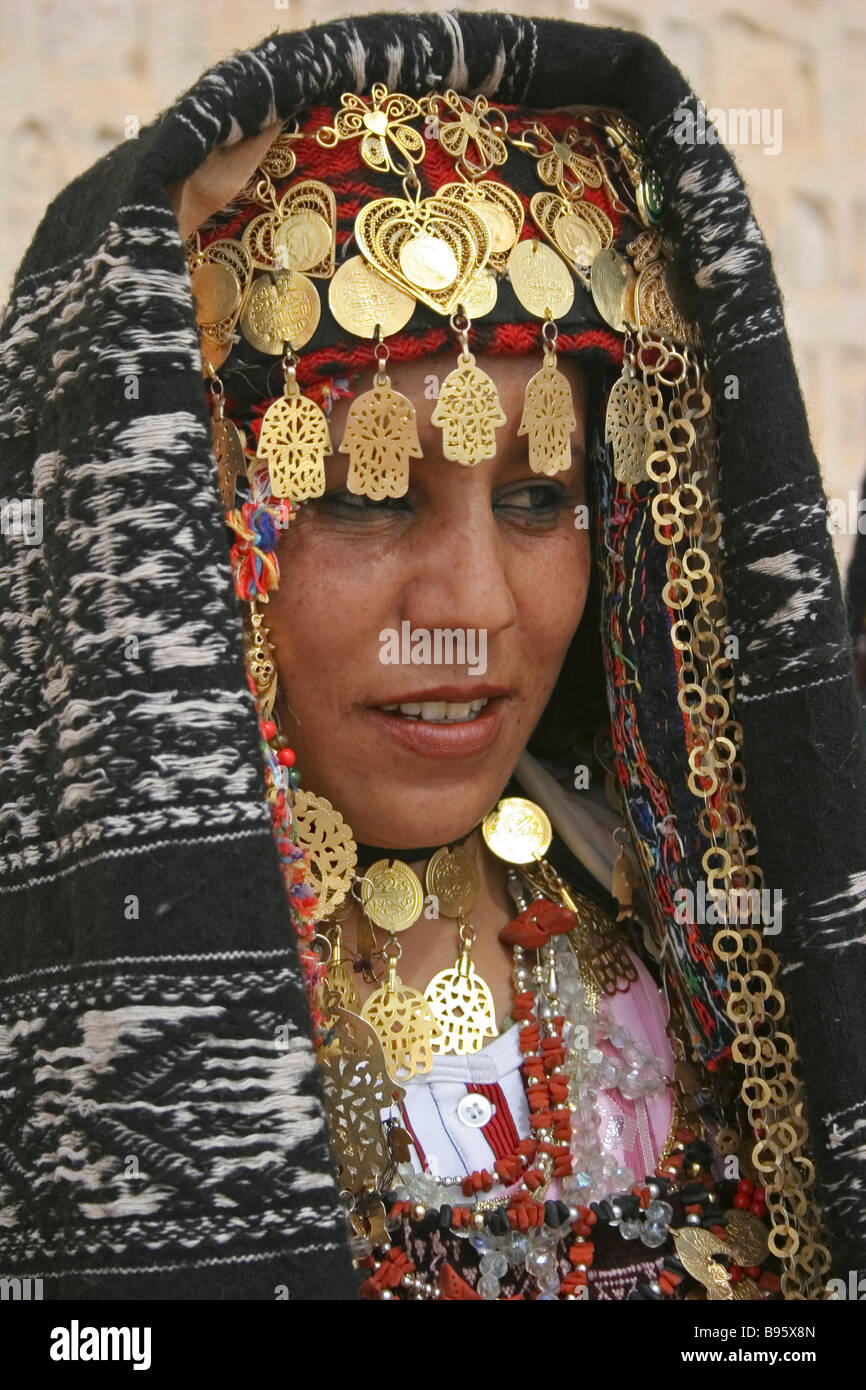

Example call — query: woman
[1,11,864,1303]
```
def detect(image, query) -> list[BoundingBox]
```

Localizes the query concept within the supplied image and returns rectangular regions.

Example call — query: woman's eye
[319,488,411,514]
[494,483,567,515]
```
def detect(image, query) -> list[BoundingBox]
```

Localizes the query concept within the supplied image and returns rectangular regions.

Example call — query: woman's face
[267,350,591,849]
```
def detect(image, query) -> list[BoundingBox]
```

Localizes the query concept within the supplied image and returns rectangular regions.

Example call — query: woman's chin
[342,798,498,852]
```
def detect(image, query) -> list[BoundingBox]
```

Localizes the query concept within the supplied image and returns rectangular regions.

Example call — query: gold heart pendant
[436,181,524,271]
[355,196,490,315]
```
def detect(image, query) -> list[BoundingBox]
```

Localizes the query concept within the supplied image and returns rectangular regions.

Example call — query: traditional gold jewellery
[188,86,698,507]
[304,793,633,1088]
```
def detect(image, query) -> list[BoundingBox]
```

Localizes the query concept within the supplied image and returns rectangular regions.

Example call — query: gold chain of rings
[633,325,832,1298]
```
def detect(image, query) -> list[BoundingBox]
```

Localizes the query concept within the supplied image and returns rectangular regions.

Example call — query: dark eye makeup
[315,476,579,520]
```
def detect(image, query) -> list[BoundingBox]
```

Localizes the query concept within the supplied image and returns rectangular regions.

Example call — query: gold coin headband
[188,91,701,510]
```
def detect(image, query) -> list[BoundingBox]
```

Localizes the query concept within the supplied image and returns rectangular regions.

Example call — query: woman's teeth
[378,698,489,723]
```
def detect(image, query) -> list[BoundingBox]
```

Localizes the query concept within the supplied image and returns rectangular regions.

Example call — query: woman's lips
[365,695,507,757]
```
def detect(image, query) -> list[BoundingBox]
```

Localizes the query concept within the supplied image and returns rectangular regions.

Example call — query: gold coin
[240,271,320,354]
[360,859,424,933]
[399,233,459,291]
[553,211,602,267]
[273,211,332,272]
[482,796,552,864]
[329,255,416,337]
[508,239,574,319]
[425,846,480,918]
[590,248,634,332]
[191,262,240,325]
[470,198,516,254]
[459,267,498,319]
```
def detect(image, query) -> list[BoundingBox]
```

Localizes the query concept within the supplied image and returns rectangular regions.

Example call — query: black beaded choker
[354,834,473,872]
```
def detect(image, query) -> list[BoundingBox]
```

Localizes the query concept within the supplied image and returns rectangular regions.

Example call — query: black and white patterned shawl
[1,11,864,1298]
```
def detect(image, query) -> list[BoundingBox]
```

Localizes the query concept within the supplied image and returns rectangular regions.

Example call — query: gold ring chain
[635,325,831,1298]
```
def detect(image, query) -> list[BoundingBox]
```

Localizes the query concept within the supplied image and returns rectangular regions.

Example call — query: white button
[457,1093,494,1128]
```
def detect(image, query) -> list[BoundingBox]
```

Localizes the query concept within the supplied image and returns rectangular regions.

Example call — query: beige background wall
[2,0,864,571]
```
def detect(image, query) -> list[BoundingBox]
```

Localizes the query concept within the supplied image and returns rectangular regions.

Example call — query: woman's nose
[400,496,518,641]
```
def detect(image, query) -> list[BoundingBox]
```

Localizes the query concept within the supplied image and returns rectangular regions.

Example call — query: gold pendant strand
[431,308,506,465]
[634,325,830,1298]
[244,598,279,723]
[324,923,361,1013]
[423,844,497,1053]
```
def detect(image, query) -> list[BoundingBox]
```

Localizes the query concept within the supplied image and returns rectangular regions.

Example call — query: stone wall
[2,0,864,567]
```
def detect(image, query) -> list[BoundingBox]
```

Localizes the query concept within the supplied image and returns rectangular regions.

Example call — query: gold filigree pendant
[605,369,650,487]
[518,341,577,477]
[210,389,248,509]
[338,372,423,499]
[256,361,332,500]
[430,349,506,465]
[319,1003,405,1195]
[361,947,442,1081]
[291,788,357,917]
[424,922,498,1054]
[355,195,490,315]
